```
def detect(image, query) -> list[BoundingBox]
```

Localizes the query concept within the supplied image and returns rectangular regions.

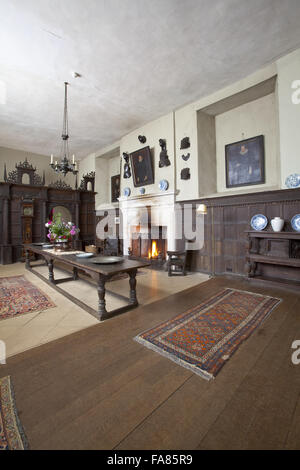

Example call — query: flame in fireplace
[148,240,158,259]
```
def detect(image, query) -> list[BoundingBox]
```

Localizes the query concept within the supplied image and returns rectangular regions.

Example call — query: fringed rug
[135,288,281,380]
[0,376,29,450]
[0,275,56,320]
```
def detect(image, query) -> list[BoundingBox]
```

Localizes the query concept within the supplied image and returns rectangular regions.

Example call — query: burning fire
[148,241,158,259]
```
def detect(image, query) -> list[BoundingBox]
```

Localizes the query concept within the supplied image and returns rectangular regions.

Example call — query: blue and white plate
[250,214,268,231]
[76,253,94,258]
[158,179,169,191]
[285,174,300,189]
[123,187,131,197]
[291,214,300,232]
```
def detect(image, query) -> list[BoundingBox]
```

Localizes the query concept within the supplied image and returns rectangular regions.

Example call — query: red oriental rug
[135,288,281,380]
[0,275,55,320]
[0,376,29,450]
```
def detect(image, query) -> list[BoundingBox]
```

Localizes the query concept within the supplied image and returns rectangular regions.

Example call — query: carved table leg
[129,269,138,305]
[97,276,108,320]
[47,259,55,284]
[25,249,30,269]
[73,267,78,280]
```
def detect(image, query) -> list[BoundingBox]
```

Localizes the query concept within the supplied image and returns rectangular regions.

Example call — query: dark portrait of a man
[130,146,154,187]
[225,135,265,188]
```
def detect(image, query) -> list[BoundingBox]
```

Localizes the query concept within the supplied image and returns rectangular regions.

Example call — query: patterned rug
[0,376,29,450]
[135,288,281,380]
[0,275,56,320]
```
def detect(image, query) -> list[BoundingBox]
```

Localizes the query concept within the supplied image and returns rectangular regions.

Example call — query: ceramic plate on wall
[139,188,145,195]
[123,187,131,197]
[291,214,300,232]
[285,174,300,188]
[250,214,268,231]
[158,179,169,191]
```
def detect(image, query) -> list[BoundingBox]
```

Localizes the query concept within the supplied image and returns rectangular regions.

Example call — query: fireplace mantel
[118,190,179,205]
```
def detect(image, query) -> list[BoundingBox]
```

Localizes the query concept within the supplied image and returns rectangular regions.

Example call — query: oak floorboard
[197,296,300,449]
[116,282,297,449]
[1,276,299,449]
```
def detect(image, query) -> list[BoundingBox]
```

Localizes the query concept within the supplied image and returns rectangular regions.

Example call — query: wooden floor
[1,276,300,450]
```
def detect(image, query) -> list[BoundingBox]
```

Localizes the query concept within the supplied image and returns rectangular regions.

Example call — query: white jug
[271,217,284,232]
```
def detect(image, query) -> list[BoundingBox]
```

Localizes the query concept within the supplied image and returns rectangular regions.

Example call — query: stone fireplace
[130,224,167,262]
[119,191,182,263]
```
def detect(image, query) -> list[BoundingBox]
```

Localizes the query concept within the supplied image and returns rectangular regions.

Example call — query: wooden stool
[167,250,187,276]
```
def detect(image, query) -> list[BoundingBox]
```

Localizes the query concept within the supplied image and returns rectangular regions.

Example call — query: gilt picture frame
[225,135,265,188]
[130,146,154,188]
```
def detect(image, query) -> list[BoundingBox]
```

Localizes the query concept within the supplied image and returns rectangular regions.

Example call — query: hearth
[129,225,167,268]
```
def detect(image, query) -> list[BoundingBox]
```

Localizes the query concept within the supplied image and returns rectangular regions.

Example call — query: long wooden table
[24,244,150,321]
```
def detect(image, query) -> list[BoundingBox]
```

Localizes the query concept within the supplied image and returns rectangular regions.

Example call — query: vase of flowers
[45,214,80,251]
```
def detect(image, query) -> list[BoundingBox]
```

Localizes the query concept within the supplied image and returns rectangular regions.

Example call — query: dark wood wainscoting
[180,188,300,278]
[0,182,96,264]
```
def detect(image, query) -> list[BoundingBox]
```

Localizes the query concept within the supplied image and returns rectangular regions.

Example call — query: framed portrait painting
[225,135,265,188]
[130,146,154,187]
[111,174,120,202]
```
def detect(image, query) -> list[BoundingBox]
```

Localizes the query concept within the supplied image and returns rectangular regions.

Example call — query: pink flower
[70,229,76,236]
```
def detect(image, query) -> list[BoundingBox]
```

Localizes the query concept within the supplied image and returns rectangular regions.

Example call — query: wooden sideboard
[245,230,300,288]
[0,182,96,264]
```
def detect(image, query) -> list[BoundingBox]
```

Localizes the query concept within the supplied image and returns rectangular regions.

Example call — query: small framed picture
[130,146,154,187]
[111,174,120,202]
[225,135,265,188]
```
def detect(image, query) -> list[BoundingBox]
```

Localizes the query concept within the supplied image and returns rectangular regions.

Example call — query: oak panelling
[183,188,300,277]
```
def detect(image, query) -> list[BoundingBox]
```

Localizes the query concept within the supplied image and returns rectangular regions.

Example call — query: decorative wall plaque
[158,139,171,168]
[180,137,190,150]
[138,135,146,144]
[123,152,131,179]
[180,168,190,180]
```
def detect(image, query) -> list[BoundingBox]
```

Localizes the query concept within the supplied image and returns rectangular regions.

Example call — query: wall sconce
[196,203,207,214]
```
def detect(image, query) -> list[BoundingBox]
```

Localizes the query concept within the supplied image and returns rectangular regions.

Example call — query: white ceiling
[1,0,300,159]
